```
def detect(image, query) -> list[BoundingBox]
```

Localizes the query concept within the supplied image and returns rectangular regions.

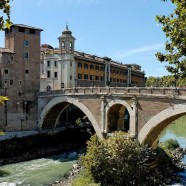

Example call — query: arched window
[70,42,72,51]
[46,86,51,91]
[62,41,65,49]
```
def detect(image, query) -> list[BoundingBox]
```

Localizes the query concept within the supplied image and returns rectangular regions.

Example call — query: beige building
[40,25,145,91]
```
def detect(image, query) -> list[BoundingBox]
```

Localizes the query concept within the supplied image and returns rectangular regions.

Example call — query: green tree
[83,132,175,186]
[0,0,12,30]
[155,0,186,80]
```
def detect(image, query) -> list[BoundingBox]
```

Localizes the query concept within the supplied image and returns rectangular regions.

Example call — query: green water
[160,115,186,149]
[160,115,186,165]
[0,154,76,186]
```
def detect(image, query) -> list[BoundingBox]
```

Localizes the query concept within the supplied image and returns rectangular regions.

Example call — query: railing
[37,87,186,97]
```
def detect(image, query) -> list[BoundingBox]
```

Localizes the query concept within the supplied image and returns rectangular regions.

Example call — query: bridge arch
[105,99,136,136]
[138,104,186,147]
[38,97,102,137]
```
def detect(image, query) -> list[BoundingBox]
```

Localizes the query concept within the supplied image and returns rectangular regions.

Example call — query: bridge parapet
[37,87,186,98]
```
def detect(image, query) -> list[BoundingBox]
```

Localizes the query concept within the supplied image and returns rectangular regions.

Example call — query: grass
[71,169,100,186]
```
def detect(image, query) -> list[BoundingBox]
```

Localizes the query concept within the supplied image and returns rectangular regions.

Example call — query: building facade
[0,23,145,131]
[40,26,145,91]
[0,24,42,130]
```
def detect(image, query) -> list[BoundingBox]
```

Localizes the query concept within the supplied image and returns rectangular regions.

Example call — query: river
[0,116,186,186]
[159,115,186,185]
[0,153,77,186]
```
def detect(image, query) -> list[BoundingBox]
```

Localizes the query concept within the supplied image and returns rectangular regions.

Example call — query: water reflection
[160,115,186,149]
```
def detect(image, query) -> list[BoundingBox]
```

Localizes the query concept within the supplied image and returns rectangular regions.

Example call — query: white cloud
[117,43,164,58]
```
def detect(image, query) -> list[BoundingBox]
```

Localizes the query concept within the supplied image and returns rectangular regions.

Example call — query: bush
[82,132,175,186]
[162,139,180,150]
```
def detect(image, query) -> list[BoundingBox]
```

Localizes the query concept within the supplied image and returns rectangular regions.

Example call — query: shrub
[82,132,175,186]
[163,139,180,150]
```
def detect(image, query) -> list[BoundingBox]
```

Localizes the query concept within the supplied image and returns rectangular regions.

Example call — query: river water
[0,116,186,186]
[0,154,76,186]
[159,115,186,185]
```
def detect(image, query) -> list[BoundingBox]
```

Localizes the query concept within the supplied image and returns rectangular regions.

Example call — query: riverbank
[0,127,92,165]
[51,143,186,186]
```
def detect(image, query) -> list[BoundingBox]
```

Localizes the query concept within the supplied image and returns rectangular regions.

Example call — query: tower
[0,24,42,130]
[58,25,76,88]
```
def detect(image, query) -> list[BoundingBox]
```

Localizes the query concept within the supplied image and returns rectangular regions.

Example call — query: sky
[0,0,175,77]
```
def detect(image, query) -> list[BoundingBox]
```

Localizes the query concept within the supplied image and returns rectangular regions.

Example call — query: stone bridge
[37,87,186,146]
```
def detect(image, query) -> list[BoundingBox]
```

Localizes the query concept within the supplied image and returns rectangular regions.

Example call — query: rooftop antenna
[66,21,68,29]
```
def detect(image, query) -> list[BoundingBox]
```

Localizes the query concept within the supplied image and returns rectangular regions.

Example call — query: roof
[62,25,72,35]
[0,48,14,54]
[11,24,43,31]
[40,46,144,74]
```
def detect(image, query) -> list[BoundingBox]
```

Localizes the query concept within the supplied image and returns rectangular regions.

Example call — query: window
[24,40,29,47]
[78,62,82,68]
[100,76,104,81]
[10,80,13,85]
[96,66,99,71]
[47,70,50,78]
[90,75,94,80]
[70,42,72,51]
[54,61,57,67]
[19,80,22,85]
[70,62,72,67]
[54,72,58,78]
[95,76,99,80]
[117,79,119,82]
[100,66,104,71]
[120,79,122,83]
[62,41,65,49]
[84,63,88,69]
[4,69,8,74]
[24,53,29,59]
[78,74,82,79]
[84,74,88,80]
[113,78,116,82]
[30,29,35,34]
[70,75,72,80]
[47,61,50,67]
[11,56,14,60]
[25,70,29,74]
[90,65,94,70]
[19,27,25,33]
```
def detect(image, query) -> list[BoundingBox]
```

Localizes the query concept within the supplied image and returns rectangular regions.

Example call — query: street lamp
[20,115,24,131]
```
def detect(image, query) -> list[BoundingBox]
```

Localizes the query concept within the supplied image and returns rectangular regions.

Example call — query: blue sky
[0,0,175,77]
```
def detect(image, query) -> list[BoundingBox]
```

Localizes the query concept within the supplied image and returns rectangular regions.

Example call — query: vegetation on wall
[155,0,186,80]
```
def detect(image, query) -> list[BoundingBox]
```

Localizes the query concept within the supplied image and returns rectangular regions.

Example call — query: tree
[0,0,12,30]
[83,132,175,186]
[155,0,186,80]
[0,96,9,106]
